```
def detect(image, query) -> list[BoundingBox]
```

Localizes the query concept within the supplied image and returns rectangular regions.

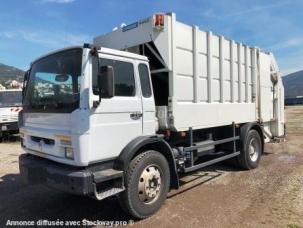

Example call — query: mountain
[0,63,24,83]
[282,70,303,98]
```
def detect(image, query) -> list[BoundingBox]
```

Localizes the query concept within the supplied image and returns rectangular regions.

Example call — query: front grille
[31,136,55,145]
[0,114,18,122]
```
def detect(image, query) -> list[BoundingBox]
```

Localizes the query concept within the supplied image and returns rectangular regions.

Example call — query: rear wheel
[238,129,262,169]
[118,150,170,219]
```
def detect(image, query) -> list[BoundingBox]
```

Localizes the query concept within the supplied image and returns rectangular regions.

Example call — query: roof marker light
[154,14,164,30]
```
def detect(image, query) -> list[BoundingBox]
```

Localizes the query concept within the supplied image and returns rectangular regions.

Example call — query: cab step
[92,168,125,201]
[93,168,123,183]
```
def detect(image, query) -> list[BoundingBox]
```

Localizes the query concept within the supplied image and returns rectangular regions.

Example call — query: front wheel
[238,129,262,170]
[118,150,170,219]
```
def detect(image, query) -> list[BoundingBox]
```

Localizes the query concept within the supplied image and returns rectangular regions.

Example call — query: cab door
[90,55,143,161]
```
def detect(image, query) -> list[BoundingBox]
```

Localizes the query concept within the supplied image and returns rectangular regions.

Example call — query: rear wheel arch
[114,136,179,189]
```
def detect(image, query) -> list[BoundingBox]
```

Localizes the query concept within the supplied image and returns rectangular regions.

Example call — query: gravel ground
[0,107,302,228]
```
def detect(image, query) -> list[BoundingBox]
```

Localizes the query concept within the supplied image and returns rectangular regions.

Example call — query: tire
[237,129,262,170]
[118,150,170,219]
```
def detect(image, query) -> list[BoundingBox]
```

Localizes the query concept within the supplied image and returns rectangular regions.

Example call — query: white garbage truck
[19,13,285,218]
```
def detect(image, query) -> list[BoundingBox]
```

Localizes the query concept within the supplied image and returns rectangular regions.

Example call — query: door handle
[130,112,143,120]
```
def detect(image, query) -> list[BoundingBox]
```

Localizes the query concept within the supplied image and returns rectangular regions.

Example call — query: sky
[0,0,303,75]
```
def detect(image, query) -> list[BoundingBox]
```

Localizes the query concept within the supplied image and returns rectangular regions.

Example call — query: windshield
[23,48,82,113]
[0,91,22,107]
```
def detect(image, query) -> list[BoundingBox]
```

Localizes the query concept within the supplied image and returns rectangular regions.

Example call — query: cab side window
[93,59,135,97]
[138,64,152,98]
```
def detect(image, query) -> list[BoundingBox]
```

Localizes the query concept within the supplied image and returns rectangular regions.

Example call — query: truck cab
[0,89,22,139]
[20,46,155,166]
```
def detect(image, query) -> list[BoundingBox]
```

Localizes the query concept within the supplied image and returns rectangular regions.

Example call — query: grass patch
[287,223,301,228]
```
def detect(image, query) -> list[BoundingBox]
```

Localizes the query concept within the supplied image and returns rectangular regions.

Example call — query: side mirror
[98,65,114,100]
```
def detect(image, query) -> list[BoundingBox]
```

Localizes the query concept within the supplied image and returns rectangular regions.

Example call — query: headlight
[65,147,74,160]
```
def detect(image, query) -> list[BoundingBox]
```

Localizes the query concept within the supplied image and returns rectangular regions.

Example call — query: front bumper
[19,154,124,199]
[19,154,94,195]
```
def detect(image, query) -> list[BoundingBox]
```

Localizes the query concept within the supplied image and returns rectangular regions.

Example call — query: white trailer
[19,13,285,219]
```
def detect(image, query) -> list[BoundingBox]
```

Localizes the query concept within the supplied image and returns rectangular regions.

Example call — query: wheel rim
[138,165,162,204]
[249,138,259,162]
